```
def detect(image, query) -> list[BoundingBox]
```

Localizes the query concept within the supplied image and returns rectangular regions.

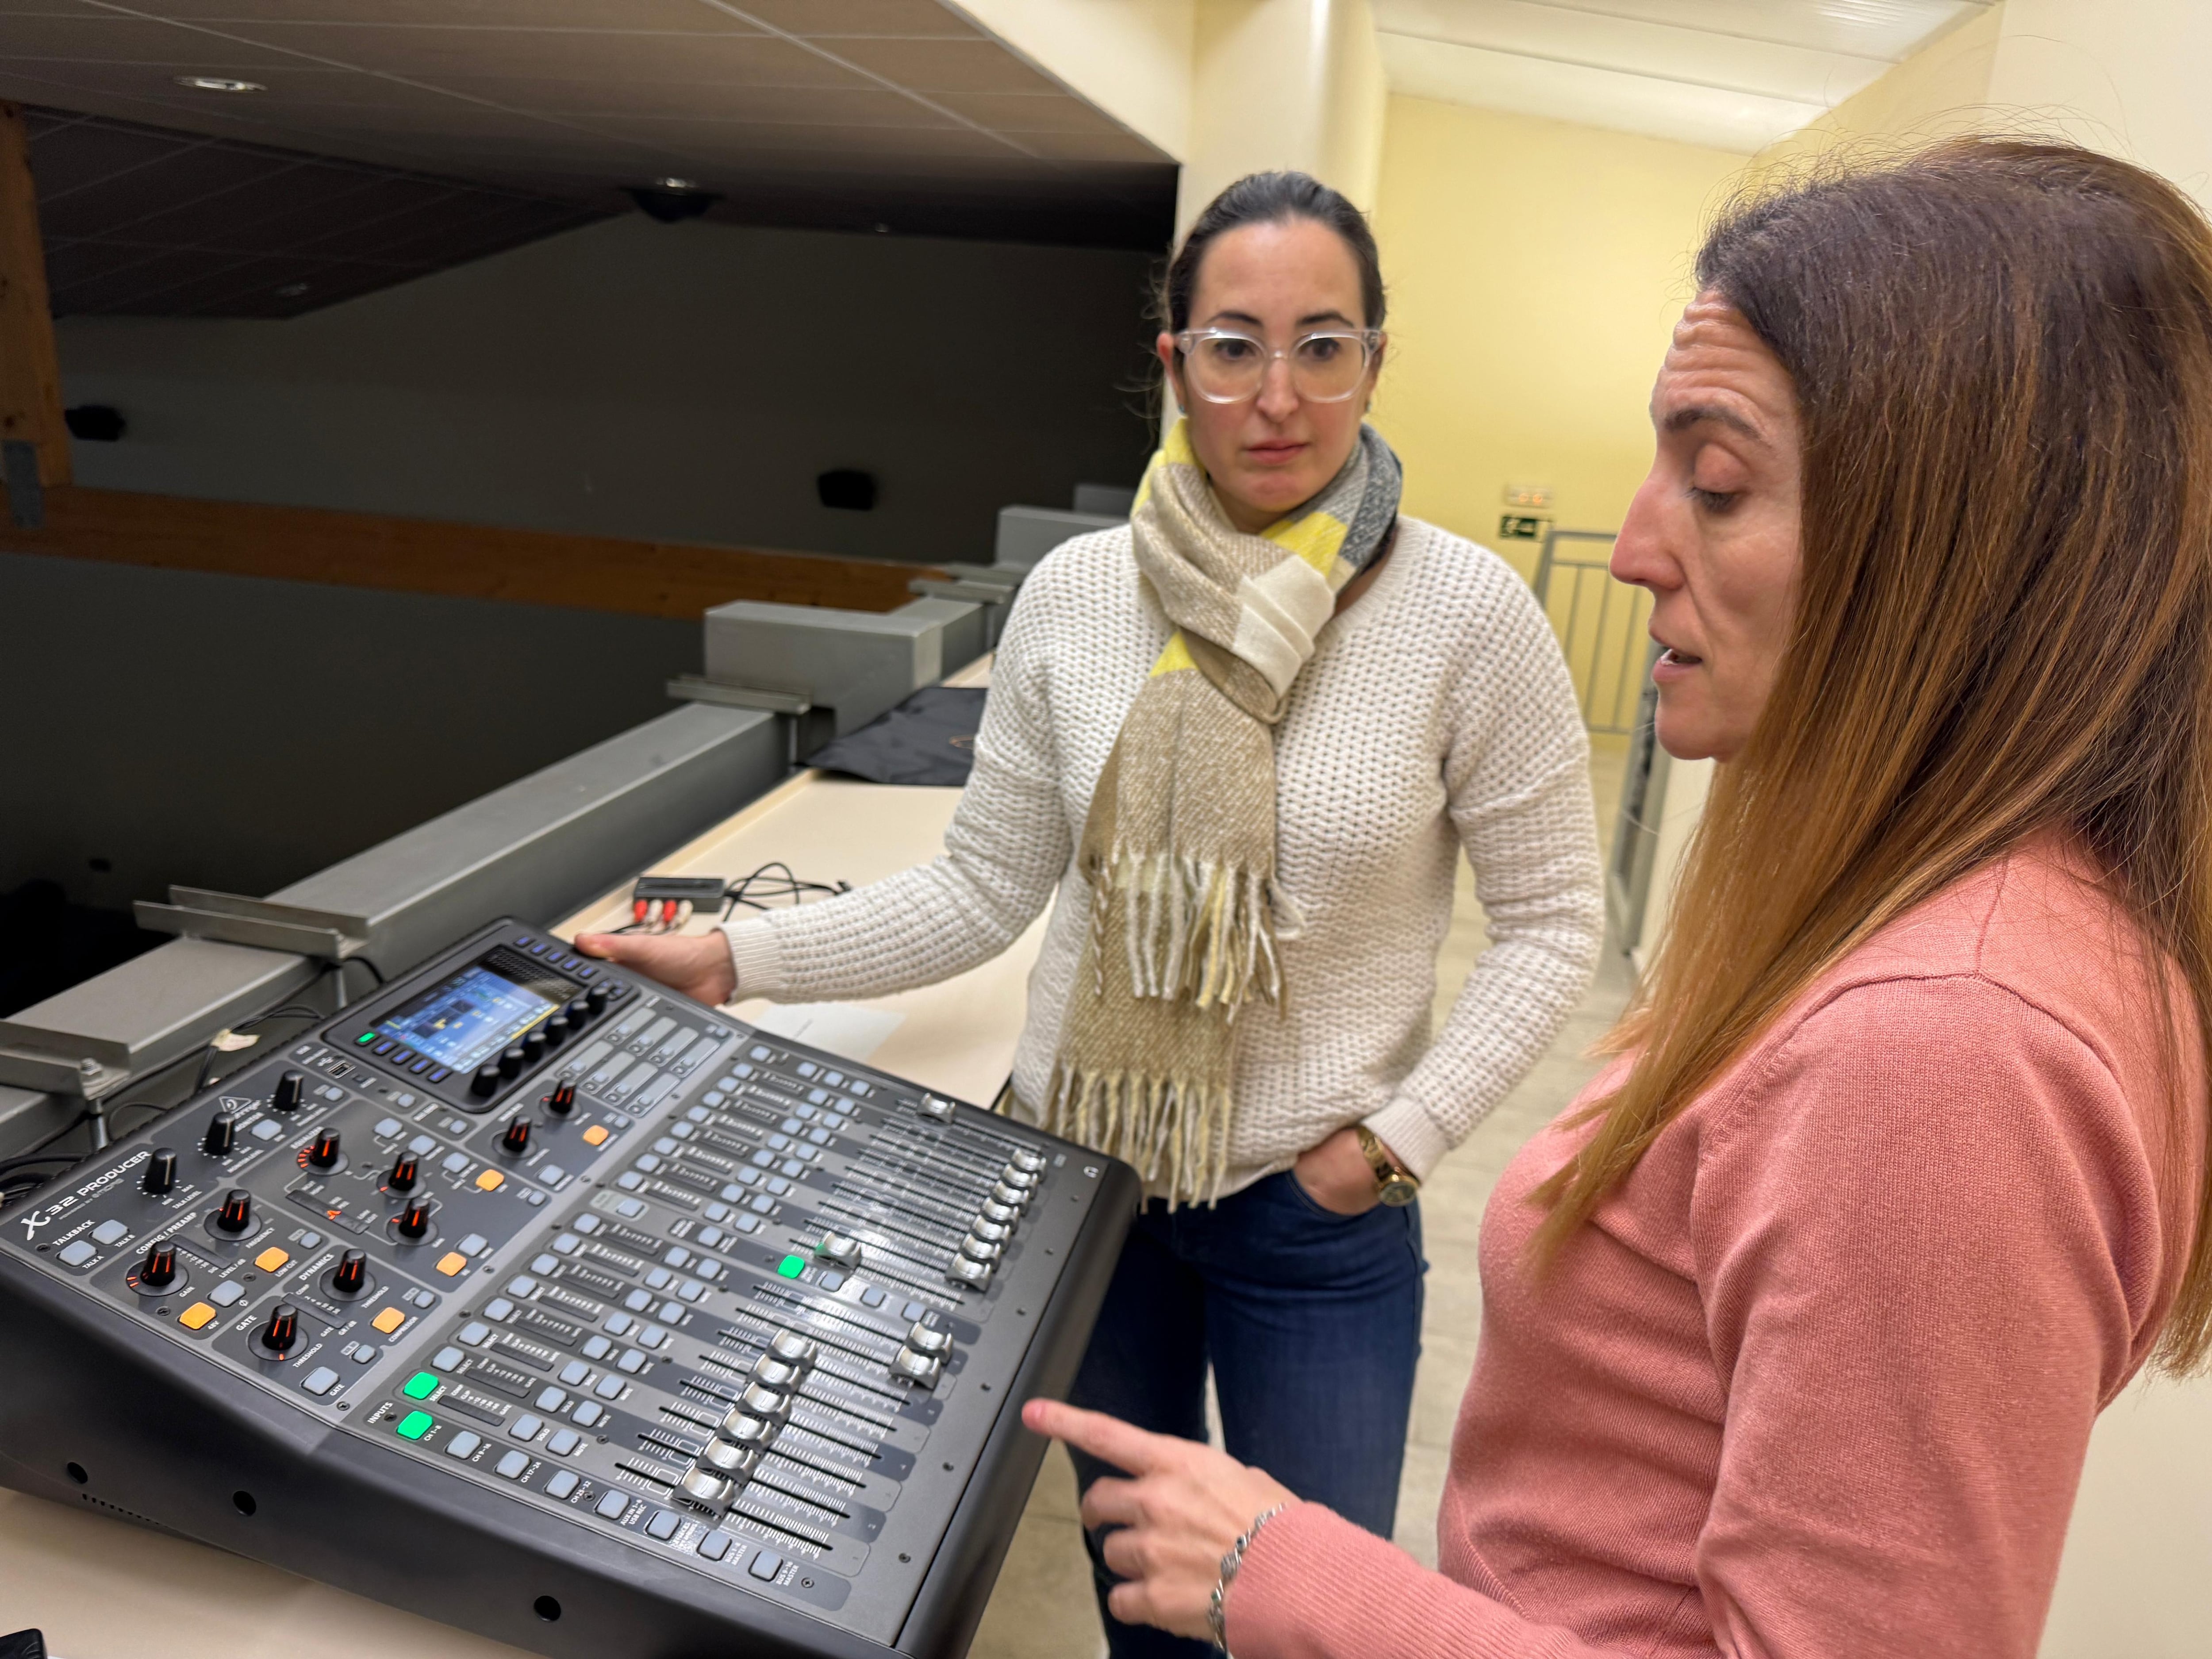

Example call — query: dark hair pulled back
[1161,171,1386,333]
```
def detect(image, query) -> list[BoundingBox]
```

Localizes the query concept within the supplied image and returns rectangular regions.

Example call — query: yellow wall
[1755,3,2004,176]
[1368,95,1745,575]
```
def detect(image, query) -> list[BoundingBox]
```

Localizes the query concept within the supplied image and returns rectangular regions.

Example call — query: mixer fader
[0,919,1138,1659]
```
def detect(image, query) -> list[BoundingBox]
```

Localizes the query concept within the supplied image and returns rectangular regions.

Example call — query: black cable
[719,861,851,921]
[343,956,386,988]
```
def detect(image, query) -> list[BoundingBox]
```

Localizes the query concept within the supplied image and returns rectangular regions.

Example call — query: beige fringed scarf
[1042,419,1404,1204]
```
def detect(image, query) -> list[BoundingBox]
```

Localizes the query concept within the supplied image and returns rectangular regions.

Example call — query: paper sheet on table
[746,1002,906,1064]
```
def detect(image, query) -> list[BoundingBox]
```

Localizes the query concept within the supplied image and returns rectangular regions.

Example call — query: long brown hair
[1535,139,2212,1372]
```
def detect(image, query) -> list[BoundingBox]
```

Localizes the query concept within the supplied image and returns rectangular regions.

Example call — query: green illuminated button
[396,1410,434,1440]
[356,1031,377,1045]
[776,1255,806,1279]
[402,1371,438,1400]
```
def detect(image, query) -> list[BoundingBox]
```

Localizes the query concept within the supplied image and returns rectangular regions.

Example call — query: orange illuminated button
[254,1246,289,1273]
[435,1252,468,1277]
[372,1306,407,1334]
[582,1125,610,1147]
[474,1168,504,1192]
[178,1302,217,1330]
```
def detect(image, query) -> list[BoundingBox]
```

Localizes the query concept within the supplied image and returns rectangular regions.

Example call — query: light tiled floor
[969,738,1634,1656]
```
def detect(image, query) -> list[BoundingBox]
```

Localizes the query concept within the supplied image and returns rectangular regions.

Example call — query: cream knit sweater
[723,518,1605,1197]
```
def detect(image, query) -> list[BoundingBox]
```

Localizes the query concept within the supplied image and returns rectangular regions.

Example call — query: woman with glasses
[579,170,1602,1655]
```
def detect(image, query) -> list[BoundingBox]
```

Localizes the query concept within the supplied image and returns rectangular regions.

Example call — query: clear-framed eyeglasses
[1173,327,1382,404]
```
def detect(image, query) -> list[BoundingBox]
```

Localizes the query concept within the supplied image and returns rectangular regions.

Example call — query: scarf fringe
[1047,1062,1233,1208]
[1086,845,1283,1015]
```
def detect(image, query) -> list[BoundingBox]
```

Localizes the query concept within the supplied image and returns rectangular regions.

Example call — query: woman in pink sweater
[1025,140,2212,1658]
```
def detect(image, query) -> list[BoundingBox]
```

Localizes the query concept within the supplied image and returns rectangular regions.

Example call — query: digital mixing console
[0,920,1138,1659]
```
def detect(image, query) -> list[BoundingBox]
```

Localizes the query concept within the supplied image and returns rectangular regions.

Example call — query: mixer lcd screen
[375,952,575,1073]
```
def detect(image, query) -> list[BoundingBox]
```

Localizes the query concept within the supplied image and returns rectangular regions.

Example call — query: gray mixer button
[530,1253,558,1275]
[572,1214,601,1234]
[558,1361,589,1386]
[432,1346,465,1371]
[56,1241,96,1268]
[407,1134,436,1156]
[615,1173,644,1191]
[678,1279,706,1302]
[698,1530,732,1562]
[441,1152,470,1174]
[663,1245,691,1267]
[616,1349,646,1374]
[861,1286,886,1308]
[605,1313,633,1336]
[457,1233,489,1256]
[350,1345,376,1363]
[638,1325,668,1350]
[505,1276,538,1298]
[547,1429,581,1456]
[594,1490,629,1521]
[484,1298,515,1321]
[659,1298,684,1321]
[458,1322,491,1345]
[301,1367,339,1397]
[373,1117,402,1139]
[572,1402,605,1428]
[580,1336,611,1360]
[645,1267,671,1289]
[535,1387,567,1411]
[645,1509,681,1541]
[445,1431,481,1459]
[748,1550,783,1582]
[250,1121,282,1142]
[495,1450,530,1480]
[210,1280,246,1307]
[509,1413,544,1440]
[545,1470,580,1501]
[615,1199,646,1218]
[622,1289,652,1312]
[92,1219,130,1246]
[592,1375,624,1399]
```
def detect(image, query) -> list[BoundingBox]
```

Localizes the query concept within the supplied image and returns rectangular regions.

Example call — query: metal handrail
[1531,527,1647,736]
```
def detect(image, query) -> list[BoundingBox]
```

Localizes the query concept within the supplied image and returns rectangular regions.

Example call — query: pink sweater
[1230,841,2204,1659]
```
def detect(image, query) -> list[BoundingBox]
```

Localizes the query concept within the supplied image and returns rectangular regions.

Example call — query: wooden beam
[0,101,67,490]
[0,485,941,617]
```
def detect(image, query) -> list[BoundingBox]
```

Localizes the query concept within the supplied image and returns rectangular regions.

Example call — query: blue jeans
[1066,1170,1427,1659]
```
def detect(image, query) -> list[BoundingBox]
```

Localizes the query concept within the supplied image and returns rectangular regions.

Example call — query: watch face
[1379,1175,1419,1207]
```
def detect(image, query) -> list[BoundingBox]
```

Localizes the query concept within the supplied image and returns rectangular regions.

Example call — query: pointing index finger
[1023,1398,1173,1475]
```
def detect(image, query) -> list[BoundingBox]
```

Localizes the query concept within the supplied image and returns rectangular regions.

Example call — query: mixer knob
[585,984,611,1014]
[214,1189,254,1236]
[738,1382,791,1421]
[271,1071,305,1114]
[989,1182,1030,1209]
[565,996,592,1027]
[970,1218,1010,1245]
[890,1347,942,1388]
[960,1234,1002,1264]
[202,1113,237,1157]
[816,1232,861,1269]
[1008,1149,1047,1175]
[138,1242,178,1289]
[387,1155,419,1193]
[471,1064,501,1098]
[497,1045,526,1079]
[700,1438,760,1478]
[500,1118,532,1157]
[750,1355,803,1390]
[307,1129,342,1170]
[767,1330,818,1369]
[906,1321,952,1357]
[142,1147,178,1195]
[331,1249,369,1297]
[543,1013,571,1046]
[917,1095,955,1124]
[546,1081,577,1117]
[261,1304,301,1356]
[396,1197,436,1241]
[979,1199,1019,1226]
[679,1468,733,1506]
[520,1030,547,1064]
[718,1411,776,1449]
[948,1255,992,1289]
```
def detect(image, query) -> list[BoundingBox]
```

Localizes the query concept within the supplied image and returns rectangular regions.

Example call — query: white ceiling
[1374,0,1996,154]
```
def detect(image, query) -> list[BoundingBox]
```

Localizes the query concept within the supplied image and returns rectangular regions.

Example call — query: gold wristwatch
[1356,1125,1421,1207]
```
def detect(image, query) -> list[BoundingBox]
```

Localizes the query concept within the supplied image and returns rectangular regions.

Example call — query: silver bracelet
[1207,1502,1289,1653]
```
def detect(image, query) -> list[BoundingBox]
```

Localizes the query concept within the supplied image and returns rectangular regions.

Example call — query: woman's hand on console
[1292,1124,1390,1215]
[1024,1398,1298,1643]
[572,930,737,1006]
